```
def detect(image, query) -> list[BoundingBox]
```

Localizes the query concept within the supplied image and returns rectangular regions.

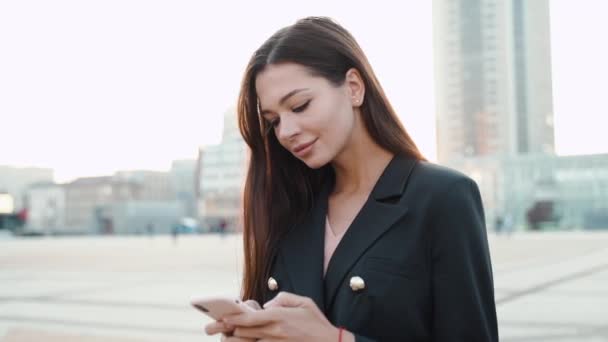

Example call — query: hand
[204,299,261,341]
[224,292,353,342]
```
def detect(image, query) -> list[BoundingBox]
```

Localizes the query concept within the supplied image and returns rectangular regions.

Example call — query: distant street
[1,232,607,342]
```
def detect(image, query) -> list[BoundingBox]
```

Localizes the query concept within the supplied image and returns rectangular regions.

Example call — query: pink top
[324,216,347,276]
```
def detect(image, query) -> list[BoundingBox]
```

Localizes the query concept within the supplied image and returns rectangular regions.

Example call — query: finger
[263,291,310,309]
[243,299,262,310]
[221,335,253,342]
[233,325,275,339]
[223,309,280,327]
[204,321,233,335]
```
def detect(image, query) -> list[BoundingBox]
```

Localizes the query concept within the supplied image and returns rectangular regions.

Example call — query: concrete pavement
[1,232,607,341]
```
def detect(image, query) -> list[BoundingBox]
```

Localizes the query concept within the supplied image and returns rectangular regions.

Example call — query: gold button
[350,276,365,292]
[268,277,279,291]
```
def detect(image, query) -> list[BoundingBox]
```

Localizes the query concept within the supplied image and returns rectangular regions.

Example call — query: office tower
[433,0,555,163]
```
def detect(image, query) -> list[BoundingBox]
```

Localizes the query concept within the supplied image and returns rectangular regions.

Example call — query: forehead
[255,63,321,105]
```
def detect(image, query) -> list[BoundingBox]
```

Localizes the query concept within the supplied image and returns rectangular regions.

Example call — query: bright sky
[1,0,606,183]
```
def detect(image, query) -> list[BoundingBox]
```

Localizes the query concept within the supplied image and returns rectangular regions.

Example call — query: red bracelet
[338,326,344,342]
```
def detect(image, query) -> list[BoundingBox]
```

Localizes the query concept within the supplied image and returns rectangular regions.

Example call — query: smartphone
[190,296,254,321]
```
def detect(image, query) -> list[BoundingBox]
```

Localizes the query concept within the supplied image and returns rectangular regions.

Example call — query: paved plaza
[1,231,607,341]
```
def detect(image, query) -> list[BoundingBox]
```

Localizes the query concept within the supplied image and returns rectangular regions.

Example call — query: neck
[331,128,394,197]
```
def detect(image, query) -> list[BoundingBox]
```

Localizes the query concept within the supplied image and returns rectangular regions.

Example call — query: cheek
[316,105,354,152]
[318,96,352,130]
[326,105,354,139]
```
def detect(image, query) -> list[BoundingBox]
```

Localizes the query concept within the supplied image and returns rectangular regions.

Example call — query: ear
[345,68,365,107]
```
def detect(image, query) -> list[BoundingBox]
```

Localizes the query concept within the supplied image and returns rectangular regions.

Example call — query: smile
[293,139,317,157]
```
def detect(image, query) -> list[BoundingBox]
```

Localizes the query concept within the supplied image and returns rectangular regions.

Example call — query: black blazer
[262,155,499,341]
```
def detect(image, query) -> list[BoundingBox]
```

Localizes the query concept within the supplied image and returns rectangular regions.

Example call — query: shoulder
[409,160,478,197]
[409,162,486,235]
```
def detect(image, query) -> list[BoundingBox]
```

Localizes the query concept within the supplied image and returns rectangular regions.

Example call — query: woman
[205,16,498,342]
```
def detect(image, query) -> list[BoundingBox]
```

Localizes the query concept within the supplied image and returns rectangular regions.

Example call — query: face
[255,63,363,169]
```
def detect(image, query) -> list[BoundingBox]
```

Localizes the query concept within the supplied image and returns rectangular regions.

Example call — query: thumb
[263,292,308,309]
[242,299,262,311]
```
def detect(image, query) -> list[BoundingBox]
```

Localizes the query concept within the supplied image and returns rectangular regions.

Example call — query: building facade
[451,153,608,231]
[24,183,67,235]
[64,176,140,233]
[170,159,198,218]
[95,200,184,235]
[0,165,54,210]
[433,0,554,163]
[198,108,248,231]
[114,170,175,201]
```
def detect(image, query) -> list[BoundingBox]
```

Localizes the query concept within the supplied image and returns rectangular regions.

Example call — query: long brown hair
[237,17,425,302]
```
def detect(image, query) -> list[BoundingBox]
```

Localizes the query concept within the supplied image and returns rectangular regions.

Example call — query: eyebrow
[259,88,309,116]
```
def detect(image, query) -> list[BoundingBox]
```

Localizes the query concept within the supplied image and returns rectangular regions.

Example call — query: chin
[300,154,332,170]
[304,161,325,169]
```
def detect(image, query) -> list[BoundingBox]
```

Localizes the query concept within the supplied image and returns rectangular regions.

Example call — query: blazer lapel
[323,155,417,310]
[278,183,329,312]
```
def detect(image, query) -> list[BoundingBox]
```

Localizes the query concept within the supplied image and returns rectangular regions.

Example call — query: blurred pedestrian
[171,224,179,245]
[495,215,504,234]
[219,218,227,238]
[146,223,155,237]
[504,213,514,237]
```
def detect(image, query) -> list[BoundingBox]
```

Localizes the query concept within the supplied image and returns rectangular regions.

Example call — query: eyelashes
[292,100,310,113]
[263,100,311,136]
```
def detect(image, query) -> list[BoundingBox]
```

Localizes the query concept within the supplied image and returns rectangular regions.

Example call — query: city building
[0,192,14,215]
[0,165,53,210]
[170,159,198,218]
[451,153,608,231]
[198,108,248,231]
[64,176,140,233]
[23,183,67,235]
[433,0,554,164]
[114,170,175,201]
[95,200,184,235]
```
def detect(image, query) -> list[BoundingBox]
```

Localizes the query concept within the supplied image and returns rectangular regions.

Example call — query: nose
[276,113,300,141]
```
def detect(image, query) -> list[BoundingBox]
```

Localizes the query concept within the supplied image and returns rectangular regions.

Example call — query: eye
[292,100,311,113]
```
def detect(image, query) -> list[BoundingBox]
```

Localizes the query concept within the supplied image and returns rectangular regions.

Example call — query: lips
[293,139,317,154]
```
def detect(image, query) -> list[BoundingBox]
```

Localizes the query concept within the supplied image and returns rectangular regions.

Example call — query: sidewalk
[1,232,607,342]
